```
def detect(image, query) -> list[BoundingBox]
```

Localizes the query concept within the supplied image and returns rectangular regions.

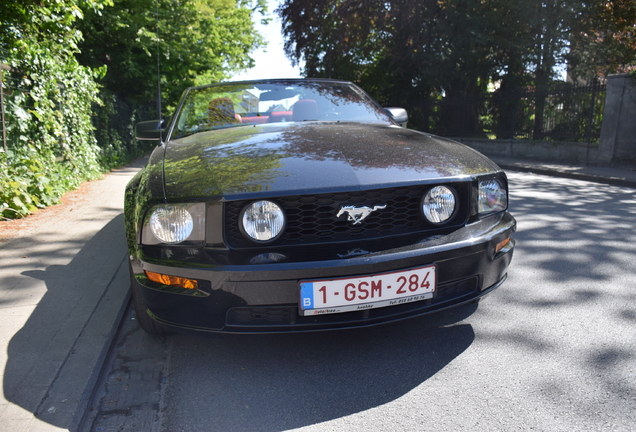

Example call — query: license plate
[299,265,436,316]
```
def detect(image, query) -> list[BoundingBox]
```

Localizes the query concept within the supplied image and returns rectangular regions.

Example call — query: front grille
[224,183,471,248]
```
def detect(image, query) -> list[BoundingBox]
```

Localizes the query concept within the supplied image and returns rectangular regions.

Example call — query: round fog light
[241,200,286,242]
[422,186,456,224]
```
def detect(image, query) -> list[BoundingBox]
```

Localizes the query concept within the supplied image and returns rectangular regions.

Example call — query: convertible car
[125,78,516,335]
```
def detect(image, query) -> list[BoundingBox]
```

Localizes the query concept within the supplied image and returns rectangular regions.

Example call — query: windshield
[172,80,392,138]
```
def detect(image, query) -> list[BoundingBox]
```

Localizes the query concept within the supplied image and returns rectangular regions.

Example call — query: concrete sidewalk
[492,156,636,189]
[0,159,145,432]
[0,153,634,432]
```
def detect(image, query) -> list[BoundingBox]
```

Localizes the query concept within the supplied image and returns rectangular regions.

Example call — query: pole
[156,0,161,124]
[0,63,11,158]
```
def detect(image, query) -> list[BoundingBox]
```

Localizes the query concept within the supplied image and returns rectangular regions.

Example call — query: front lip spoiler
[146,274,507,335]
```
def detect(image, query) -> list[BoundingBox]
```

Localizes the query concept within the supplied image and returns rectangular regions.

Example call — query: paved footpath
[492,156,636,189]
[0,158,145,432]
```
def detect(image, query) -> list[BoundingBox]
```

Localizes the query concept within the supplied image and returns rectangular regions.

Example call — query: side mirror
[385,107,408,128]
[135,119,166,140]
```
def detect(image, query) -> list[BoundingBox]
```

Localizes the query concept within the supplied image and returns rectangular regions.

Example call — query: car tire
[129,263,169,335]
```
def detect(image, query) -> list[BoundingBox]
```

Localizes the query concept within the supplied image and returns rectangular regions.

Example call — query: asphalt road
[84,171,636,432]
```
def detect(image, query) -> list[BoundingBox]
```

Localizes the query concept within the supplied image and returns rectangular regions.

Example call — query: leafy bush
[0,46,155,220]
[1,35,104,219]
[92,89,155,171]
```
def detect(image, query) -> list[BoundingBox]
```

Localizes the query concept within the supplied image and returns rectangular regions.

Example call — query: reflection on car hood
[162,122,500,199]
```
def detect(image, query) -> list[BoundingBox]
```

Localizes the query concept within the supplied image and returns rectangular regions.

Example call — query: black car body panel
[162,122,499,199]
[125,78,516,334]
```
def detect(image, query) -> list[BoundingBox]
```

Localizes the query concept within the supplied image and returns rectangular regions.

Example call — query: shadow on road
[158,305,477,432]
[477,172,636,426]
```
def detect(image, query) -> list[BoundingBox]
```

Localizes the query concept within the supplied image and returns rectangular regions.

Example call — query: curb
[496,162,636,190]
[33,257,132,431]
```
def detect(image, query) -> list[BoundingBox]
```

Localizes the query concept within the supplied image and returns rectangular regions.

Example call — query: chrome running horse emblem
[336,204,387,225]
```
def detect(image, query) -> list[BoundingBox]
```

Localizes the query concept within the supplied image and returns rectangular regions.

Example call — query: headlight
[143,203,206,245]
[422,186,456,224]
[478,179,507,216]
[241,200,285,242]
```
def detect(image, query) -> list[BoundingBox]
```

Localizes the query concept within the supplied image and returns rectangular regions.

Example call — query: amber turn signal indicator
[145,270,198,289]
[495,237,511,254]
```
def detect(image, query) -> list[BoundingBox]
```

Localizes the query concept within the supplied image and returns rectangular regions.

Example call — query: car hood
[162,122,500,200]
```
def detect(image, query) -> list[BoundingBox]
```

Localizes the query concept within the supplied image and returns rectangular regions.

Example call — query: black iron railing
[414,81,606,143]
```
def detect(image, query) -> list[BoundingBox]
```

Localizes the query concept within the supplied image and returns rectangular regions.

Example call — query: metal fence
[414,81,606,143]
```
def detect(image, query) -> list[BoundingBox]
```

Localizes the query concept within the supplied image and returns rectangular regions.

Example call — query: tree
[278,0,509,133]
[0,0,111,52]
[568,0,636,80]
[76,0,267,109]
[522,1,581,138]
[277,0,635,138]
[75,0,268,176]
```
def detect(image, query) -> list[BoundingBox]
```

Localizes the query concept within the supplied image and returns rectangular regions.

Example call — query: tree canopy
[77,0,267,108]
[278,0,635,96]
[277,0,634,134]
[568,0,636,79]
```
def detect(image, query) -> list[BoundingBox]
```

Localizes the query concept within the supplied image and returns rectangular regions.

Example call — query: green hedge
[1,37,153,220]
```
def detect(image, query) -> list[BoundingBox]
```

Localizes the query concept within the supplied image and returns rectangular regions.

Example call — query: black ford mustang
[125,78,516,335]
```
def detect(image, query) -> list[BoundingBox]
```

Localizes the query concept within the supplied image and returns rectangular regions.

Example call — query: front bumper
[130,212,516,333]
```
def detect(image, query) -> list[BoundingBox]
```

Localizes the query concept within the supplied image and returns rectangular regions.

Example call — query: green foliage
[0,0,112,50]
[0,147,91,220]
[1,0,265,220]
[91,88,156,170]
[77,0,267,110]
[1,0,106,219]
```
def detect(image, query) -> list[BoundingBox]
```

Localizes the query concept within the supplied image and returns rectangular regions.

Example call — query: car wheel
[129,263,169,335]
